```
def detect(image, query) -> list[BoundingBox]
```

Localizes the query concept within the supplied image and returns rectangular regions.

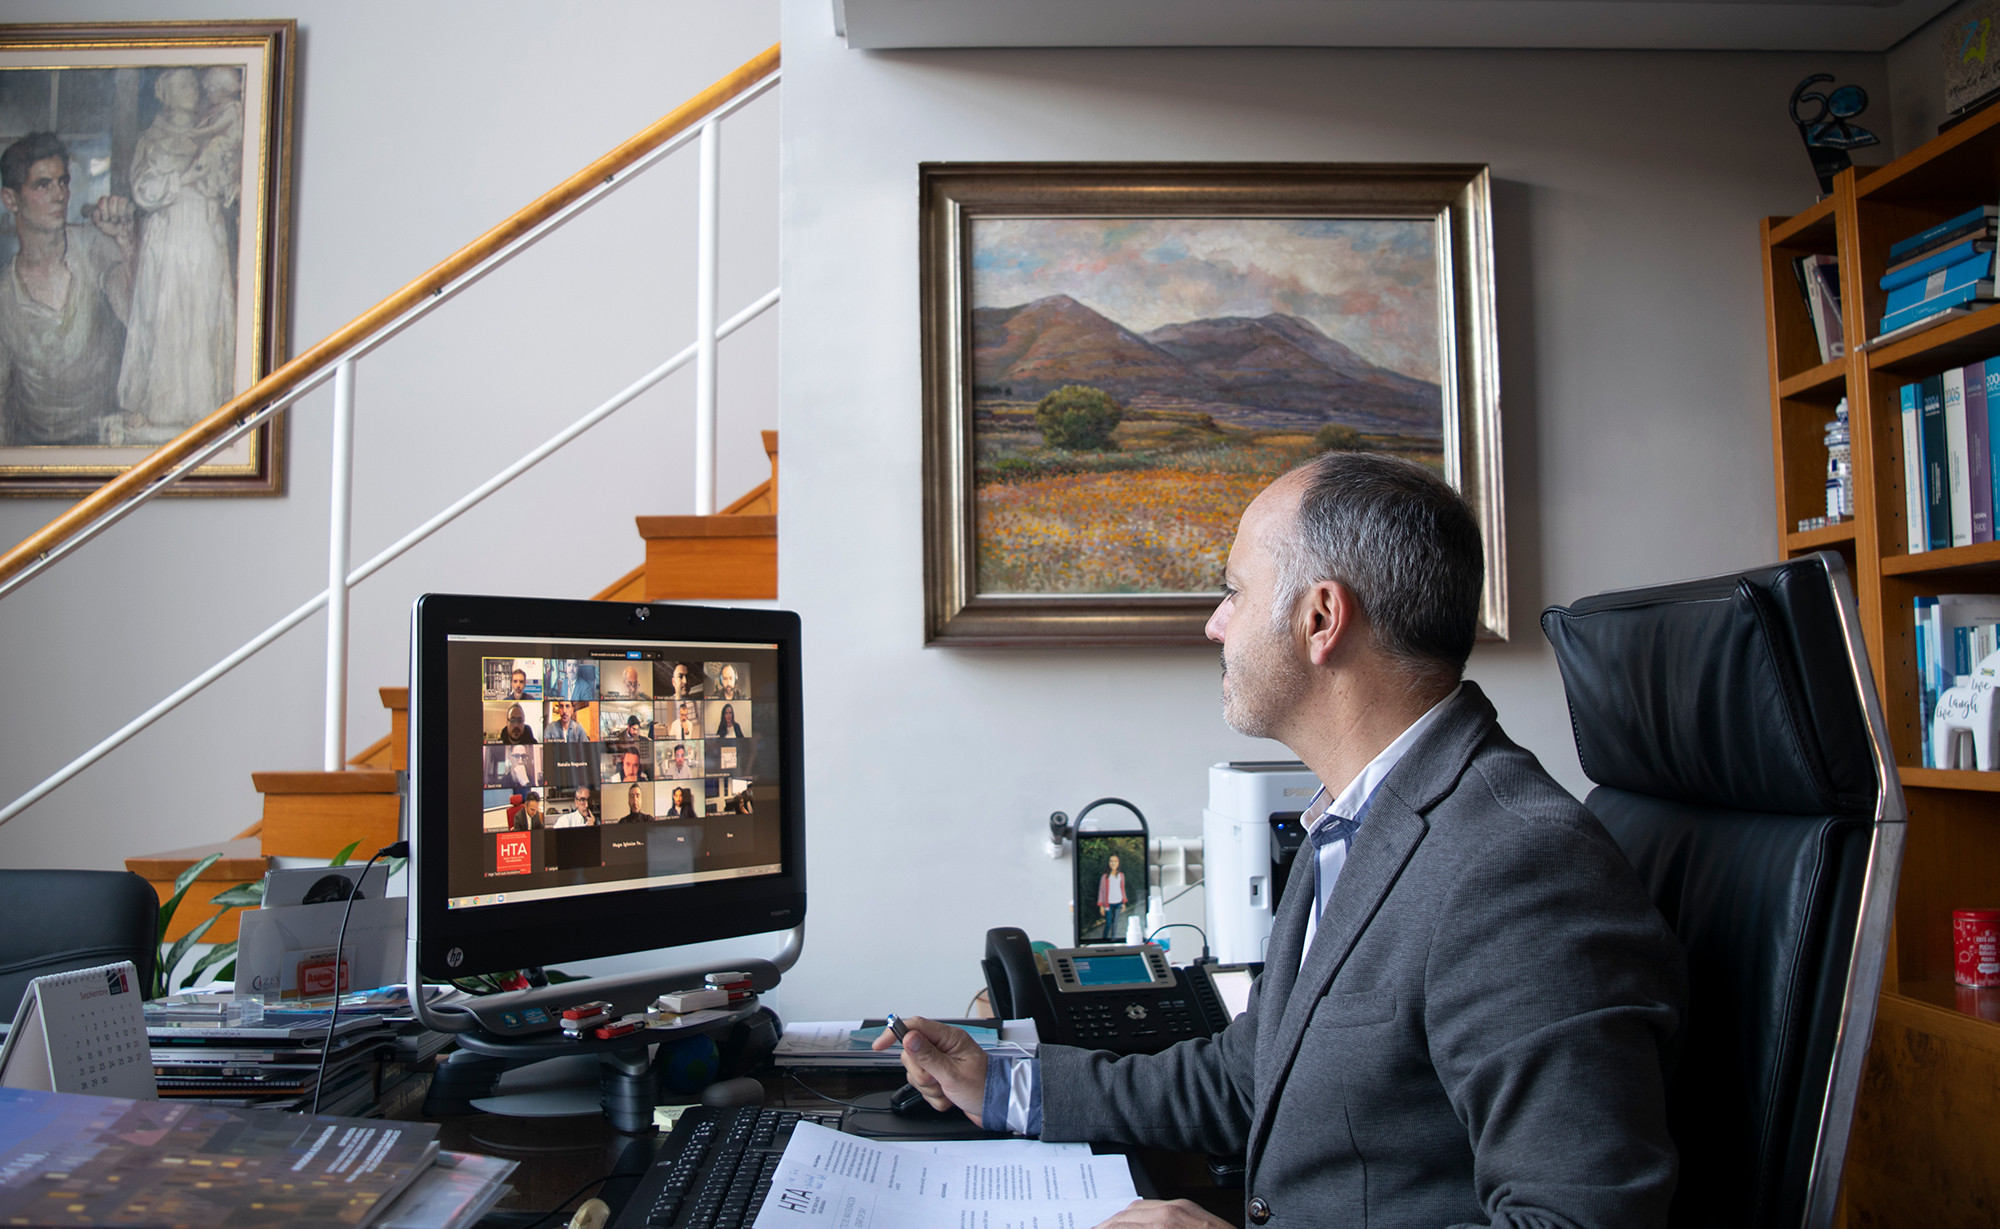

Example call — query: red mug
[1953,909,2000,988]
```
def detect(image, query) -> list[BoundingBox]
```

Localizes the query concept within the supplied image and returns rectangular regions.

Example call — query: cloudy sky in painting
[971,217,1441,381]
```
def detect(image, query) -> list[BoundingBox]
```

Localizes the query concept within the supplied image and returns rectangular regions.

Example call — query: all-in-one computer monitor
[406,594,804,1041]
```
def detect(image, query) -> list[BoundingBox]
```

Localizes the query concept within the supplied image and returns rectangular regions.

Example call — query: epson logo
[1283,787,1315,797]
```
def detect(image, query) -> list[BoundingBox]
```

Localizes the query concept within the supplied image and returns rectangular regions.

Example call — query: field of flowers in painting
[973,403,1443,595]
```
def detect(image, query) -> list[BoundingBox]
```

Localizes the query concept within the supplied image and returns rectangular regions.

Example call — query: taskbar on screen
[448,861,782,910]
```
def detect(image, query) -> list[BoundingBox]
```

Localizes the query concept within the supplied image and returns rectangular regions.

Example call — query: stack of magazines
[0,1087,514,1229]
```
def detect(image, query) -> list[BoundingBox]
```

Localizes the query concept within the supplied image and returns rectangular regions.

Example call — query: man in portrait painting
[0,133,138,446]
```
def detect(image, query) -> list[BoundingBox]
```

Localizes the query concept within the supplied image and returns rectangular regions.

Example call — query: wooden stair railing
[0,43,779,596]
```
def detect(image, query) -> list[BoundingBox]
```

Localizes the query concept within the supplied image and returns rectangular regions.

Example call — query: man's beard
[1219,621,1310,741]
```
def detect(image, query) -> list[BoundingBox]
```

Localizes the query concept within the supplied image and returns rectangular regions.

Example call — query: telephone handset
[982,927,1255,1057]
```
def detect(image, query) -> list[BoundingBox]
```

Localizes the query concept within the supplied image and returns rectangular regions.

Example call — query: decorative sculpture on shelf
[1791,73,1882,197]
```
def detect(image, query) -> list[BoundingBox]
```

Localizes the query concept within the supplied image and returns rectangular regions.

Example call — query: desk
[415,1068,1246,1227]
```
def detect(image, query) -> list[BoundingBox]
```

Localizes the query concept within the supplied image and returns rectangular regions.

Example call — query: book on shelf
[1903,382,1928,554]
[1923,373,1953,550]
[1884,250,1999,315]
[1888,205,2000,263]
[1946,367,1976,548]
[1970,359,1995,543]
[1882,235,1998,291]
[1792,254,1844,364]
[1880,281,1998,336]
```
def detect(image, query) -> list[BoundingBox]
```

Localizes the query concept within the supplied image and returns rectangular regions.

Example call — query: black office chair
[0,870,160,1013]
[1541,553,1904,1229]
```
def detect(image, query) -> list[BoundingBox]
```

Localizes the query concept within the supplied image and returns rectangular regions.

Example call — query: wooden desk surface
[418,1068,1245,1227]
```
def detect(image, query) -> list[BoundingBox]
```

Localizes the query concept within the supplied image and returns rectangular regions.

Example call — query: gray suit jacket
[1041,682,1686,1228]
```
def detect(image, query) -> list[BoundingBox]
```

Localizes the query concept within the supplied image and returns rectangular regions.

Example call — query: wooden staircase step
[637,514,776,600]
[346,686,410,771]
[252,770,400,860]
[124,837,270,943]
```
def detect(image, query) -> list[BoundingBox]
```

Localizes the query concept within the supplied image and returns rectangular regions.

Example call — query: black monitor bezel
[410,593,806,981]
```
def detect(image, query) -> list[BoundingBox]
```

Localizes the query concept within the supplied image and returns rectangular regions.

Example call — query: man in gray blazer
[885,452,1686,1228]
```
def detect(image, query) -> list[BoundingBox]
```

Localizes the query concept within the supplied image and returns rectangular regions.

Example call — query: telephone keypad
[1053,979,1209,1056]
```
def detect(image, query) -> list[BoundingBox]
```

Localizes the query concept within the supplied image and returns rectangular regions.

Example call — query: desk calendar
[0,961,155,1098]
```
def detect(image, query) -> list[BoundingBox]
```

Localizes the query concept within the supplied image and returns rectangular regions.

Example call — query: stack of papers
[774,1020,1037,1069]
[751,1122,1137,1229]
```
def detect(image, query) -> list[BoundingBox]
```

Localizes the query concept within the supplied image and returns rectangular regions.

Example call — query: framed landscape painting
[0,21,296,497]
[920,163,1504,647]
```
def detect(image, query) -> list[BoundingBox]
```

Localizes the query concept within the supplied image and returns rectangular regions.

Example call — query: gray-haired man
[882,452,1686,1229]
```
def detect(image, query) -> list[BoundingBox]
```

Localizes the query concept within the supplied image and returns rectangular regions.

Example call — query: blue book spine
[1971,361,1994,543]
[1986,364,2000,544]
[1890,205,2000,260]
[1956,625,1971,677]
[1882,282,1997,334]
[1884,252,1997,313]
[1882,238,1998,290]
[1917,597,1937,766]
[1923,374,1953,550]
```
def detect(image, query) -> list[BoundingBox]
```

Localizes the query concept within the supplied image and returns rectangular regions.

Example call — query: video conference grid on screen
[449,637,782,911]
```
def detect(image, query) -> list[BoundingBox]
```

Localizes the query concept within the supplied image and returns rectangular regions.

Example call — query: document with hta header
[751,1121,1137,1229]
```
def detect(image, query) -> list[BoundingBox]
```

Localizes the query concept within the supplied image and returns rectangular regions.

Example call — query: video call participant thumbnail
[543,742,599,792]
[659,659,704,700]
[706,661,751,700]
[603,782,654,823]
[485,702,539,745]
[484,658,543,701]
[548,658,598,701]
[605,662,652,701]
[662,786,699,819]
[605,746,652,783]
[547,785,598,828]
[661,699,703,740]
[486,745,541,795]
[543,699,596,743]
[658,741,701,779]
[704,738,751,776]
[507,790,543,831]
[705,701,748,739]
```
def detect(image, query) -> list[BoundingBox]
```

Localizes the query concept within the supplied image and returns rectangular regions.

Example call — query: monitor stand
[410,932,801,1133]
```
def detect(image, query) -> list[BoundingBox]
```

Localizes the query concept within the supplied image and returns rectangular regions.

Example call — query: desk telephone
[981,927,1260,1056]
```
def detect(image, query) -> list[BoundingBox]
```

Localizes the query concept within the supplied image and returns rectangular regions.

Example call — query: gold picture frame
[0,20,296,497]
[920,162,1505,647]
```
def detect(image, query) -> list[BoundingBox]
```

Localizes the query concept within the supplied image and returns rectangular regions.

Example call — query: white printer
[1201,760,1322,965]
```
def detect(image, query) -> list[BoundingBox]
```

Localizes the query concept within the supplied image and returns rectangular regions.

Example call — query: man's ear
[0,188,15,214]
[1299,579,1358,667]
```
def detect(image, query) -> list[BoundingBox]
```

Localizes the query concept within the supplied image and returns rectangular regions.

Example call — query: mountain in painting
[971,295,1440,434]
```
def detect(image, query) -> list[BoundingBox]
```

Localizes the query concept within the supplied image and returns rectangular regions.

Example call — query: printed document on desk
[752,1121,1136,1229]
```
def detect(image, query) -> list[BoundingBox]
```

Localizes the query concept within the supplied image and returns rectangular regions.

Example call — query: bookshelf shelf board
[1856,99,2000,205]
[1867,304,2000,375]
[1778,360,1846,402]
[1890,980,2000,1036]
[1783,523,1856,553]
[1896,766,2000,791]
[1880,540,2000,579]
[1769,200,1837,248]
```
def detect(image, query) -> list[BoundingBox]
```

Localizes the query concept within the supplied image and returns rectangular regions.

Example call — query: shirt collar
[1302,682,1464,836]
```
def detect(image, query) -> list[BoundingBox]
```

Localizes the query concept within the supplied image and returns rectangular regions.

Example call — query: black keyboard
[612,1104,844,1229]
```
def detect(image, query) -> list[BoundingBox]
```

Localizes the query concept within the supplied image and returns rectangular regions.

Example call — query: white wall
[777,5,1884,1018]
[0,3,780,870]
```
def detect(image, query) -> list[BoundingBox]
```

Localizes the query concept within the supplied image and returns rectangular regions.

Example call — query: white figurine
[1931,648,2000,770]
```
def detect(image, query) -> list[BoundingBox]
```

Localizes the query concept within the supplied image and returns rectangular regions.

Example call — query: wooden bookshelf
[1762,105,2000,1225]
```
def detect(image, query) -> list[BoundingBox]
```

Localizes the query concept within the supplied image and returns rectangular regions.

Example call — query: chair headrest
[1541,557,1877,815]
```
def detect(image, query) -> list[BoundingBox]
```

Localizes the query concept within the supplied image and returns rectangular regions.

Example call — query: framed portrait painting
[0,21,296,497]
[920,163,1504,647]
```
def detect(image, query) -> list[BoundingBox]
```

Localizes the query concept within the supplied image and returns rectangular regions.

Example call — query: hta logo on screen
[495,832,533,875]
